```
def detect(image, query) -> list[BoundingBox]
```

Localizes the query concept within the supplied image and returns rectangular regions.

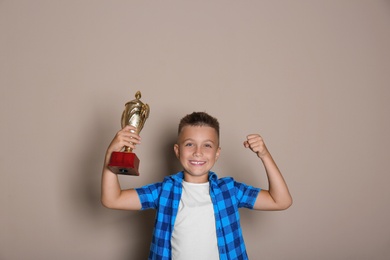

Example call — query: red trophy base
[108,152,140,176]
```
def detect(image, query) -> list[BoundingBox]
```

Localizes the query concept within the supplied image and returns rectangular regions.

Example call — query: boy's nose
[193,147,202,157]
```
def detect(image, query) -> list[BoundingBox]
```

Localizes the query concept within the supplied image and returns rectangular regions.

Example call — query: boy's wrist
[104,150,114,167]
[258,150,271,160]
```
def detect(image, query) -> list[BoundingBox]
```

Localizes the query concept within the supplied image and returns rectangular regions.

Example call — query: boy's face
[174,125,221,183]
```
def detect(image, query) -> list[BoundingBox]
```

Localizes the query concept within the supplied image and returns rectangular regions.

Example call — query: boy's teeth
[191,161,204,165]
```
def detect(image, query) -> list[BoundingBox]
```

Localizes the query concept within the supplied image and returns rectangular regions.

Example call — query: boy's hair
[178,112,220,138]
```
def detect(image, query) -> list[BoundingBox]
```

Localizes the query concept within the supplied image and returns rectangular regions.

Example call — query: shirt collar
[170,171,218,183]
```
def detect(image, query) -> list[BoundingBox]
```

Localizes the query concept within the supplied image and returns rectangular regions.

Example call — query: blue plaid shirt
[136,171,260,260]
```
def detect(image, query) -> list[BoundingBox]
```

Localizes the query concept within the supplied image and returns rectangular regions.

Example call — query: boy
[101,112,292,260]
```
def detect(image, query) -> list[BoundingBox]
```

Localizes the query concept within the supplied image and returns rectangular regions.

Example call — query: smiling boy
[174,122,220,183]
[101,112,292,260]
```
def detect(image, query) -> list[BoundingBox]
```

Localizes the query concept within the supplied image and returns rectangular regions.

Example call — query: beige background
[1,1,390,259]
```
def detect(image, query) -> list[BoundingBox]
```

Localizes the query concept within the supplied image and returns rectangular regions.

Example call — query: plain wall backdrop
[1,1,390,259]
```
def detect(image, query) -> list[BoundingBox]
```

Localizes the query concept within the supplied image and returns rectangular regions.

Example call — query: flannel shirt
[136,171,260,260]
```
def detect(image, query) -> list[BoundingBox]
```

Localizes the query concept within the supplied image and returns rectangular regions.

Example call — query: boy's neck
[183,173,209,183]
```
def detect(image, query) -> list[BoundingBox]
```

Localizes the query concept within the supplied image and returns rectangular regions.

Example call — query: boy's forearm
[260,152,292,209]
[101,153,122,208]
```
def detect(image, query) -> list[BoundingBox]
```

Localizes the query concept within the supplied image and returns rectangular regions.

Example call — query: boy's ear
[215,147,221,161]
[173,144,180,159]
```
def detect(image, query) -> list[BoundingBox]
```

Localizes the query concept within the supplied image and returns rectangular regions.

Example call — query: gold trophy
[108,91,150,176]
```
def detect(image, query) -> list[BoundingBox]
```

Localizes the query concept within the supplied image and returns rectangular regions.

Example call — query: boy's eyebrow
[182,138,216,144]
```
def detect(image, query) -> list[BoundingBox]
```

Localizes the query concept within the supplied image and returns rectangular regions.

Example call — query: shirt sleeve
[234,181,261,209]
[135,182,162,210]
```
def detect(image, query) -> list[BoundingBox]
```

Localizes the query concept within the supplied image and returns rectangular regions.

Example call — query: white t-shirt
[171,181,219,260]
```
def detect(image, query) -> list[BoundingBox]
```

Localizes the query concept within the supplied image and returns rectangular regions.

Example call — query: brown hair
[178,112,220,138]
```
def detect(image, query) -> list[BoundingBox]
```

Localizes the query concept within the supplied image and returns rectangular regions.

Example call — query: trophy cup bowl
[108,91,150,176]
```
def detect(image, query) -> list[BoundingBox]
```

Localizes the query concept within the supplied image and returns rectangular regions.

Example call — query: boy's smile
[174,125,221,183]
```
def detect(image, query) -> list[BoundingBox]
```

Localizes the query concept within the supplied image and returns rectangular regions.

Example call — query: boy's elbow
[101,198,110,208]
[279,197,293,210]
[101,196,115,209]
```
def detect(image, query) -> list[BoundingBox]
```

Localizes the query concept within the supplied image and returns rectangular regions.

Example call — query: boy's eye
[205,144,212,148]
[185,143,193,147]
